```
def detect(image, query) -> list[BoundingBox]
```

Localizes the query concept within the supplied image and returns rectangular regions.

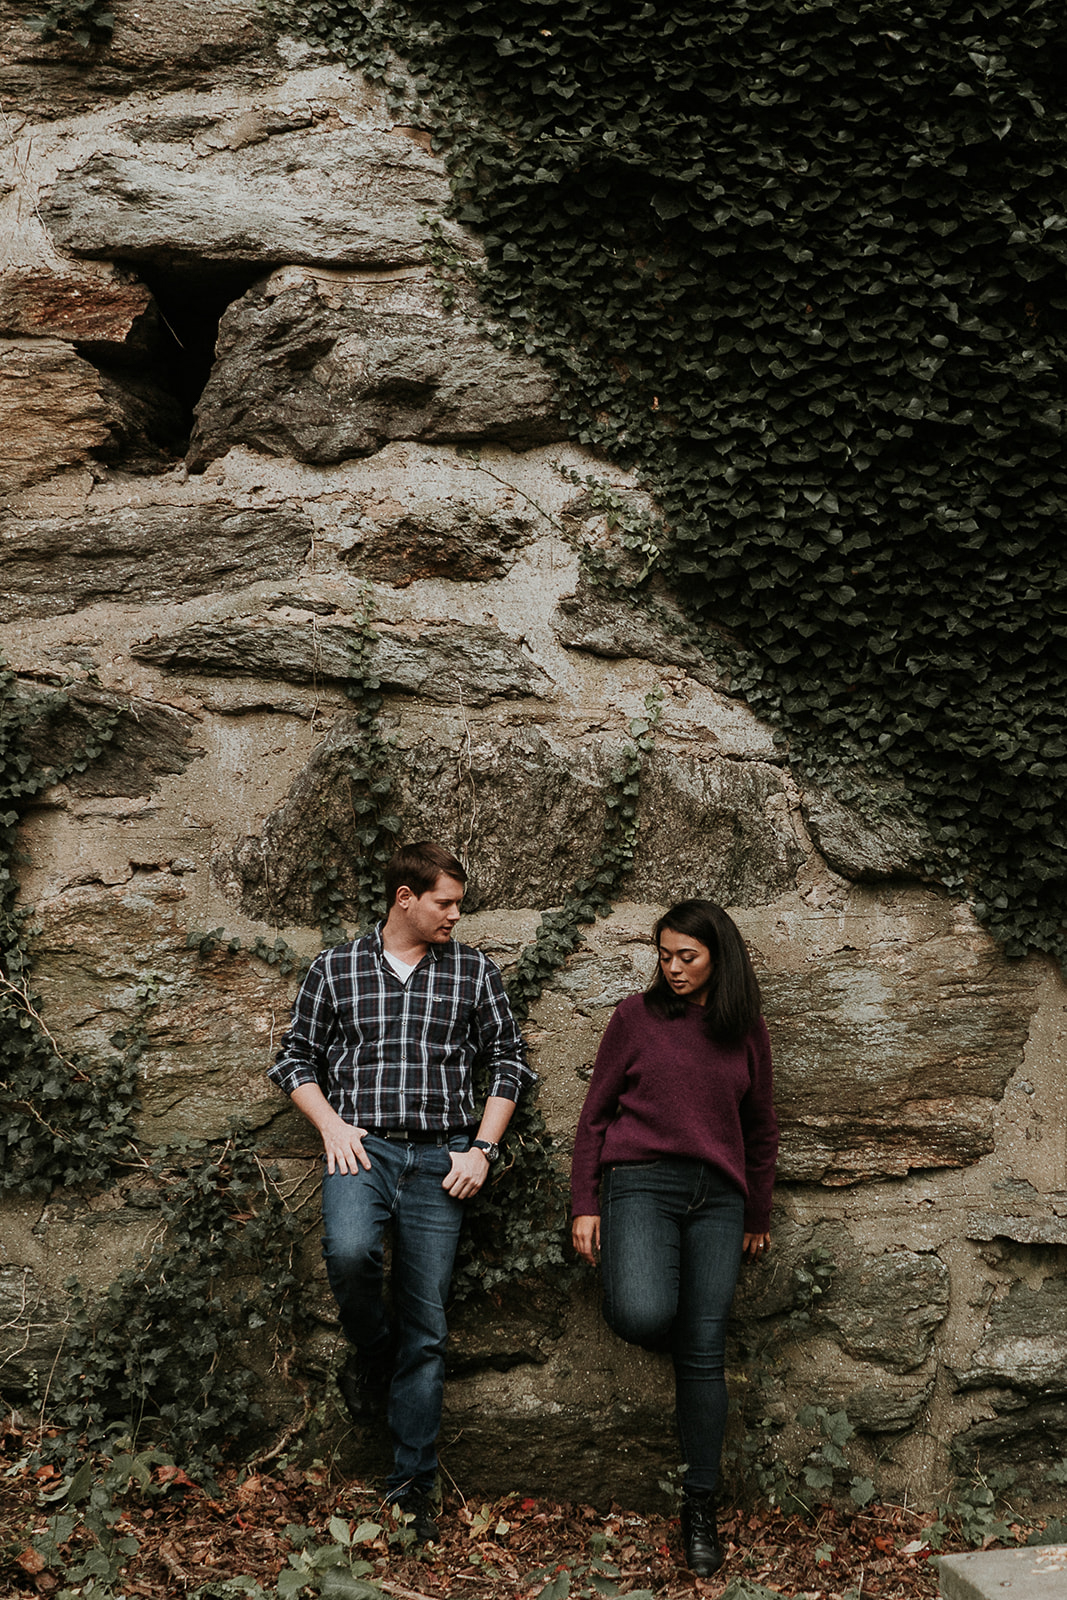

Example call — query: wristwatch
[472,1139,500,1163]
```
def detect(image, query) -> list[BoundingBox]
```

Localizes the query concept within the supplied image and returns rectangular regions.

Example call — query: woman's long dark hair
[644,899,762,1044]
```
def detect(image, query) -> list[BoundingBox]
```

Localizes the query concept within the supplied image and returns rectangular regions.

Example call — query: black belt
[363,1128,451,1145]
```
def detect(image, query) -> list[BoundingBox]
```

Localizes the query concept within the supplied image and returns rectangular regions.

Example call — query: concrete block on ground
[939,1545,1067,1599]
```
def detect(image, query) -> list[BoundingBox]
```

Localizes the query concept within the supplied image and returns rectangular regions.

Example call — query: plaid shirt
[268,924,534,1130]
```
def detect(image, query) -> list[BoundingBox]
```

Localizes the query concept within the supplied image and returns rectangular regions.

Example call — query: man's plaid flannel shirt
[268,922,534,1130]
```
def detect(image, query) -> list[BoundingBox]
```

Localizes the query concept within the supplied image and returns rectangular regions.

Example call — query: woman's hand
[572,1215,601,1265]
[743,1231,771,1261]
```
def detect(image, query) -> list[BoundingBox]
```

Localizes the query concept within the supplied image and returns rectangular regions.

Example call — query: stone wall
[2,0,1066,1510]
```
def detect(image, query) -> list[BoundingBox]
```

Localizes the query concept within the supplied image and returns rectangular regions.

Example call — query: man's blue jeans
[321,1133,468,1496]
[600,1158,745,1495]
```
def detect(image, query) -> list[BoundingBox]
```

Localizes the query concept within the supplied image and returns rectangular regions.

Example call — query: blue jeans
[321,1133,469,1496]
[600,1158,744,1495]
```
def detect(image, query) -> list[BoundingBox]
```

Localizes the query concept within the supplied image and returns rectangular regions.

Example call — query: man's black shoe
[336,1345,392,1423]
[680,1490,723,1577]
[394,1488,439,1544]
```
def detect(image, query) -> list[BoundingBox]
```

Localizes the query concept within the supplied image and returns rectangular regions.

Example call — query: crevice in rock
[135,261,264,445]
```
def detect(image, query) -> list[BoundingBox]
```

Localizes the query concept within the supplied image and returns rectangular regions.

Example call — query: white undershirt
[383,951,418,984]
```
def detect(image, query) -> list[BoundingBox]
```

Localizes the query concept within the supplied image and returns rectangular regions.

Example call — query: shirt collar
[370,921,444,965]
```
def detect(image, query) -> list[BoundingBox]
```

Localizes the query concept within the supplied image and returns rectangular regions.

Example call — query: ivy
[0,667,300,1471]
[453,691,662,1298]
[265,0,1067,965]
[305,589,403,945]
[44,1131,301,1483]
[20,0,115,45]
[0,668,138,1192]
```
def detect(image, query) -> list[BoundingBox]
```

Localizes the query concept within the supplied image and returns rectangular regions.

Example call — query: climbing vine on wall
[454,689,663,1297]
[0,663,301,1466]
[307,591,403,944]
[0,667,140,1192]
[266,0,1067,963]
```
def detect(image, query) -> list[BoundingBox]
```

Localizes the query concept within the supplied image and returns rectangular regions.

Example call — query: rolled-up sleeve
[267,955,335,1096]
[475,958,536,1102]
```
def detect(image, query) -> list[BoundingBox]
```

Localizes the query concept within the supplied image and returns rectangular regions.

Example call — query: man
[268,840,533,1542]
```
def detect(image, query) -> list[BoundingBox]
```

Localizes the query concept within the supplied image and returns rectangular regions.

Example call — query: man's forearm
[290,1082,371,1175]
[474,1093,518,1147]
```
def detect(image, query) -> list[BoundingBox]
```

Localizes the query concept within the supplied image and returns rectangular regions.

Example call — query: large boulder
[27,878,294,1144]
[186,268,565,469]
[766,924,1042,1183]
[817,1250,950,1371]
[0,266,157,358]
[11,680,203,797]
[953,1275,1067,1395]
[800,778,931,883]
[215,722,805,925]
[42,126,474,272]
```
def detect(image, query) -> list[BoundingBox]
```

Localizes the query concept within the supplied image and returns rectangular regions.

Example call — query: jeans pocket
[421,1144,455,1179]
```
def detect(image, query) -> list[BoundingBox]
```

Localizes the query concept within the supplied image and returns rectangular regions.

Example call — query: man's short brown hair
[384,841,468,908]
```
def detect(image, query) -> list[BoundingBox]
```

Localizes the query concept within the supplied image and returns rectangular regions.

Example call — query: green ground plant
[21,0,114,45]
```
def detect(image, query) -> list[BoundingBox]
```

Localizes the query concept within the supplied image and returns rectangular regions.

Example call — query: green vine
[264,0,1067,965]
[45,1130,301,1482]
[306,590,402,945]
[0,665,301,1472]
[0,667,138,1193]
[453,690,662,1298]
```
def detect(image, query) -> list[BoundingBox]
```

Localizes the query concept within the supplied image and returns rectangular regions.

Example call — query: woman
[570,900,778,1578]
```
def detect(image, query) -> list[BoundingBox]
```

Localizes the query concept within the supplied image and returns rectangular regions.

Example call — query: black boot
[681,1490,723,1577]
[336,1343,393,1423]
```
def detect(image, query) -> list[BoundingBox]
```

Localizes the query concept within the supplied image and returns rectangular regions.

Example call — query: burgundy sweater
[569,993,779,1233]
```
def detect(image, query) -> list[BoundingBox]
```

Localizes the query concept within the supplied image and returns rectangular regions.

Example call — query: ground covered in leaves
[0,1418,1004,1600]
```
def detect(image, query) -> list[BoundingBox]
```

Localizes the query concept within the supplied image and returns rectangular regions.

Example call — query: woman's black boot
[681,1490,723,1577]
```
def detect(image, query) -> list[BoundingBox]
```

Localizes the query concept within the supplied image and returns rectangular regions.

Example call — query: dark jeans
[321,1133,468,1496]
[600,1158,745,1494]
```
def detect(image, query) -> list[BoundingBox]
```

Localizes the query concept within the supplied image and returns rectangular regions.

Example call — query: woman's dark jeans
[600,1158,745,1494]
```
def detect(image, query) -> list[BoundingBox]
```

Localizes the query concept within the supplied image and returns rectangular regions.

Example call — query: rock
[1,337,112,491]
[131,612,552,703]
[0,500,313,621]
[938,1547,1067,1600]
[0,267,157,358]
[554,580,732,692]
[818,1251,949,1370]
[951,1398,1067,1477]
[216,724,804,927]
[954,1275,1067,1395]
[0,0,281,123]
[767,934,1042,1183]
[626,750,805,908]
[28,879,294,1144]
[0,338,183,492]
[0,1265,63,1388]
[342,495,537,586]
[187,268,565,469]
[845,1380,934,1433]
[43,129,473,272]
[801,778,931,882]
[965,1213,1067,1247]
[13,680,203,797]
[446,1281,567,1376]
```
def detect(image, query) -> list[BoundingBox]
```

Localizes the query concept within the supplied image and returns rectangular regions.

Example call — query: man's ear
[394,884,414,910]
